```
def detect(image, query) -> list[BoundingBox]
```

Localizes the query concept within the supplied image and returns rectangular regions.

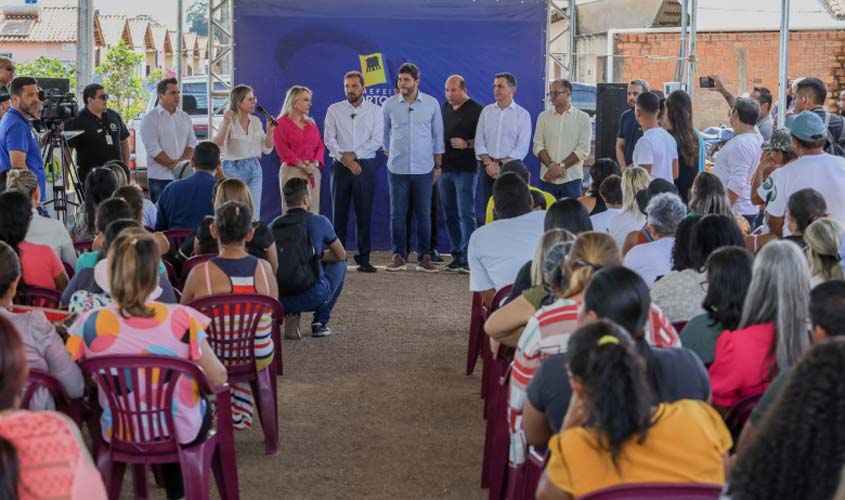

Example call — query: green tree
[186,1,208,37]
[95,41,147,122]
[15,57,76,89]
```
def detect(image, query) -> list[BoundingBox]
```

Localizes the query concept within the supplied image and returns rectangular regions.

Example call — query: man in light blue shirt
[382,63,445,272]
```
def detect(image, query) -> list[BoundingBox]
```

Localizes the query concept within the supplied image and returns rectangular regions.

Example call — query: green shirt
[749,367,792,425]
[679,313,724,365]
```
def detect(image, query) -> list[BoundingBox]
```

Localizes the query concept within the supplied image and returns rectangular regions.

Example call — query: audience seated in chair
[181,201,278,429]
[578,158,621,217]
[5,169,76,267]
[276,177,346,339]
[155,141,221,231]
[113,184,171,255]
[0,241,83,410]
[680,247,754,366]
[484,159,556,225]
[588,175,623,234]
[523,267,710,452]
[69,167,118,242]
[607,167,650,250]
[65,229,227,500]
[535,320,730,500]
[623,191,686,288]
[177,177,278,274]
[61,221,178,312]
[803,217,844,287]
[75,197,156,271]
[707,240,811,411]
[0,190,68,291]
[0,314,106,499]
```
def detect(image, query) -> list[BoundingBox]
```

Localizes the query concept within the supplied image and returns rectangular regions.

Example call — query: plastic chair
[187,293,284,454]
[578,482,723,499]
[20,368,83,426]
[63,261,75,279]
[481,285,513,412]
[480,346,511,498]
[724,393,763,445]
[507,447,548,500]
[15,286,63,309]
[73,239,93,256]
[671,321,688,333]
[466,292,486,376]
[163,229,193,254]
[80,355,239,500]
[180,253,216,284]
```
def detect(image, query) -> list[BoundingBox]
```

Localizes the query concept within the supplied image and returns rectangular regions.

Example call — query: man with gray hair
[474,72,531,225]
[712,97,763,225]
[623,191,686,288]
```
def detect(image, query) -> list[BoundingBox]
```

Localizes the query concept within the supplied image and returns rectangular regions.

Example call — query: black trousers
[331,158,377,264]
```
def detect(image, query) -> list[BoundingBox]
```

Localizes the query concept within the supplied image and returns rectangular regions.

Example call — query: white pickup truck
[128,77,228,177]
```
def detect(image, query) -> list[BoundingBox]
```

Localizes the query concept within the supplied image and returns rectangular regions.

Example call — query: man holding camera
[64,83,130,183]
[0,76,46,201]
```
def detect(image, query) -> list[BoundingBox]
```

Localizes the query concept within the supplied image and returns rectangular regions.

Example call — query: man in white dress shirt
[474,72,531,225]
[140,78,198,202]
[324,70,384,273]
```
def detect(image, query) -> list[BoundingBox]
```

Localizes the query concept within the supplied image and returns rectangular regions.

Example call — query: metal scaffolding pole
[677,0,688,83]
[777,0,790,127]
[569,0,577,79]
[546,0,575,84]
[687,0,698,101]
[208,0,234,135]
[75,0,94,97]
[176,0,183,99]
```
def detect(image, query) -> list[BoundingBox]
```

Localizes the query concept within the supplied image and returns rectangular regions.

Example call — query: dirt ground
[132,252,487,499]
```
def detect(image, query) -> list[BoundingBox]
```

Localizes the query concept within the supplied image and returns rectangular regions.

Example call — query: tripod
[40,125,83,224]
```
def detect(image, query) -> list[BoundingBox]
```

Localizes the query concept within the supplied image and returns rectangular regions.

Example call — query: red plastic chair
[578,482,723,499]
[467,292,487,375]
[187,293,284,454]
[180,253,216,284]
[15,286,63,309]
[80,355,239,500]
[724,392,763,445]
[163,228,193,254]
[480,346,511,498]
[507,447,548,500]
[163,259,178,289]
[73,239,93,256]
[20,368,83,425]
[671,321,688,333]
[481,285,513,412]
[63,261,75,279]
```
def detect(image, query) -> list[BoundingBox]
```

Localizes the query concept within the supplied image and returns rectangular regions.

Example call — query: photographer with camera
[0,76,46,202]
[63,83,130,183]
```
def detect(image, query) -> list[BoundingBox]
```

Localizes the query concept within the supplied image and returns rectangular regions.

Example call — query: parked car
[128,76,228,177]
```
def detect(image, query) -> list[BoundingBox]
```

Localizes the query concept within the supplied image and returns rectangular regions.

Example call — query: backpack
[823,112,845,157]
[271,211,320,295]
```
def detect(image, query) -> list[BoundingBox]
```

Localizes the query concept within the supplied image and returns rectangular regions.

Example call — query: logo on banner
[358,52,387,87]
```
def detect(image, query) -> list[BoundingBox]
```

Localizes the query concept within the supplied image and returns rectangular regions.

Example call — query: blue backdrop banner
[234,0,548,252]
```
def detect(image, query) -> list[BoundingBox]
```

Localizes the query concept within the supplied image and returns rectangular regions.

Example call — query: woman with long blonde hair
[273,85,325,214]
[213,84,276,220]
[607,167,650,249]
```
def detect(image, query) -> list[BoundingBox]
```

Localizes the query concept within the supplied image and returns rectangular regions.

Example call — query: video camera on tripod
[37,78,78,129]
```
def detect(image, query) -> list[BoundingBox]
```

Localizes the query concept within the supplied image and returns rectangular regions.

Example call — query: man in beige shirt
[533,79,592,199]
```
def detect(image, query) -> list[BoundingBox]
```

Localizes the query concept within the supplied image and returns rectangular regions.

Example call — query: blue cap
[786,111,826,141]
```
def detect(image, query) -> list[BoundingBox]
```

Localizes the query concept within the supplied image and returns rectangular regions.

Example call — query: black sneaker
[431,249,444,263]
[444,260,462,273]
[357,262,377,273]
[311,323,332,337]
[458,263,470,275]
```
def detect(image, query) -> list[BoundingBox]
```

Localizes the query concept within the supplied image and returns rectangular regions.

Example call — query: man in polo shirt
[382,63,445,273]
[64,83,130,183]
[440,74,482,273]
[154,141,219,231]
[534,79,592,199]
[0,76,47,202]
[474,72,532,225]
[615,79,649,169]
[0,89,10,120]
[140,77,198,202]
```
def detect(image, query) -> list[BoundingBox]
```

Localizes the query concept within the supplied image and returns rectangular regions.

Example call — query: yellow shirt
[485,187,557,224]
[546,400,731,498]
[532,106,592,184]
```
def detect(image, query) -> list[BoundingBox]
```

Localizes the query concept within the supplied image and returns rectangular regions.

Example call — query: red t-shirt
[19,240,63,289]
[708,322,776,407]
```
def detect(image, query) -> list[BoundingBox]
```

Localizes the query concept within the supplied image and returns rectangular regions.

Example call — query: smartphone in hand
[700,76,715,88]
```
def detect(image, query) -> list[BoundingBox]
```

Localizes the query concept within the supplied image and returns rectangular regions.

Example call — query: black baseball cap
[636,178,679,215]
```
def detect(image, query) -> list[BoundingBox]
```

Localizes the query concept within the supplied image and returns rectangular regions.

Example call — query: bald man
[438,75,483,273]
[0,57,14,92]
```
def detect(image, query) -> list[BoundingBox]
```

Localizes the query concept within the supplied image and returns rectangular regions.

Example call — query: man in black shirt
[64,83,130,182]
[794,77,845,157]
[439,75,483,273]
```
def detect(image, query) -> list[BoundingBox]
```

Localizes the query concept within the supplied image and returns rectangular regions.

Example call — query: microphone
[351,113,357,119]
[255,105,279,127]
[409,107,414,112]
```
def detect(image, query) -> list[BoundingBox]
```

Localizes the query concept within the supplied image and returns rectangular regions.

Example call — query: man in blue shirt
[277,177,347,338]
[155,141,220,230]
[0,76,47,201]
[382,63,445,272]
[615,79,649,169]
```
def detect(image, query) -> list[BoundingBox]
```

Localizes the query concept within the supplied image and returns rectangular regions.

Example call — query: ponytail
[566,320,654,467]
[107,229,159,319]
[0,435,19,500]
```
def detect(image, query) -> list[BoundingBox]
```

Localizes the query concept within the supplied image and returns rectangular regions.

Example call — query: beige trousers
[279,164,322,215]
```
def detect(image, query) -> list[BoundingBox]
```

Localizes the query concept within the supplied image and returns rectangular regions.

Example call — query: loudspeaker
[595,83,629,162]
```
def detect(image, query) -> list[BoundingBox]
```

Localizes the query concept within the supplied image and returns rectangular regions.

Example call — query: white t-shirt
[623,237,675,288]
[756,166,784,206]
[633,127,678,183]
[590,206,623,234]
[766,152,845,236]
[712,132,763,216]
[607,210,646,250]
[468,210,546,292]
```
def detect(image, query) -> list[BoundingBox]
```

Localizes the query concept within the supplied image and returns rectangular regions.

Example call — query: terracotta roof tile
[825,0,845,18]
[0,6,76,42]
[98,15,129,46]
[127,18,151,50]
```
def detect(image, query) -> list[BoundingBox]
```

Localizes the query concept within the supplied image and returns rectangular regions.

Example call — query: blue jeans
[388,170,433,258]
[539,178,582,200]
[439,171,477,264]
[148,178,172,204]
[478,162,495,226]
[223,157,263,220]
[280,261,346,326]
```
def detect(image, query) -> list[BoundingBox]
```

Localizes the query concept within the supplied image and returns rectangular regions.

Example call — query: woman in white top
[607,167,649,249]
[214,84,276,221]
[623,192,686,288]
